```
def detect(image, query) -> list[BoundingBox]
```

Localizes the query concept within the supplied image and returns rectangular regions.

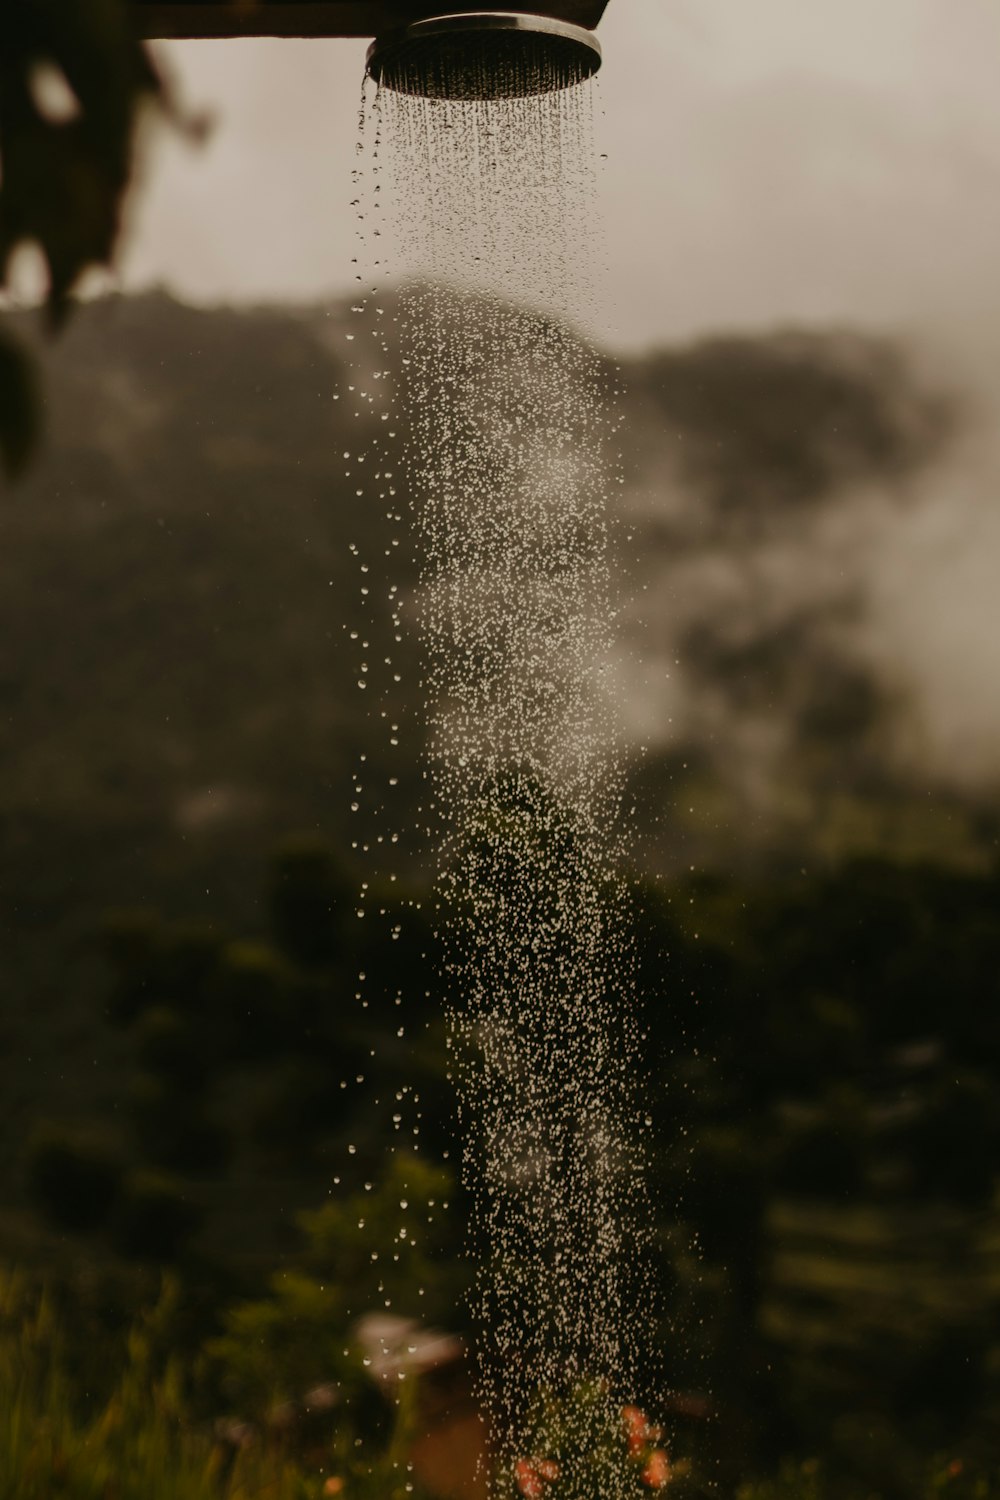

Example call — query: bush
[906,1071,1000,1206]
[156,924,222,1011]
[776,1115,865,1197]
[101,916,223,1027]
[134,1006,209,1089]
[249,1060,356,1160]
[204,1268,350,1415]
[25,1131,122,1232]
[0,1271,427,1500]
[269,838,352,969]
[126,1073,230,1175]
[110,1171,202,1261]
[100,909,163,1025]
[213,941,286,1057]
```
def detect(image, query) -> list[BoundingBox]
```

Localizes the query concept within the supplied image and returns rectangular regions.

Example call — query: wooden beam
[133,2,609,40]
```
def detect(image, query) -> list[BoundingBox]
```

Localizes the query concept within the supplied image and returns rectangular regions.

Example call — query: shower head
[366,12,602,101]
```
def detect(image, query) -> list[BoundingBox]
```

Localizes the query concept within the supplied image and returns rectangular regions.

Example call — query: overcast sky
[117,0,1000,352]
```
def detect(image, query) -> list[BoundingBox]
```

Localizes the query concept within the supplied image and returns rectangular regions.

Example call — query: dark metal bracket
[132,2,609,40]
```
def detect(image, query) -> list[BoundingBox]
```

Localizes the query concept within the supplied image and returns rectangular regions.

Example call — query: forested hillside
[2,293,997,1495]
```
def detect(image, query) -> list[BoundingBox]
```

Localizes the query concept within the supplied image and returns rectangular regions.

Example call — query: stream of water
[350,55,654,1496]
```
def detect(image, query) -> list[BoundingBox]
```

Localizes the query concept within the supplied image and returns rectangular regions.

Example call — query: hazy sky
[118,0,1000,351]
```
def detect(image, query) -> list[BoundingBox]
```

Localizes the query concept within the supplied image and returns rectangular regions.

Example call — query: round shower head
[366,12,602,102]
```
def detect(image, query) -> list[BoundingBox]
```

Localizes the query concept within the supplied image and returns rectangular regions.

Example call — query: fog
[115,0,1000,349]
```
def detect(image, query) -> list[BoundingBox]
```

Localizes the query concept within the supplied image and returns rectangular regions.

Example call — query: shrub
[906,1071,1000,1206]
[776,1117,864,1197]
[156,924,222,1011]
[135,1006,209,1089]
[110,1170,203,1261]
[249,1060,356,1160]
[213,941,286,1056]
[126,1073,231,1174]
[100,909,163,1025]
[25,1131,122,1232]
[0,1269,428,1500]
[269,837,352,969]
[204,1268,350,1415]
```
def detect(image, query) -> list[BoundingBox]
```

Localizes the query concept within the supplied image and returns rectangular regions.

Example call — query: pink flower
[623,1405,663,1457]
[642,1449,671,1489]
[516,1456,559,1495]
[515,1460,543,1499]
[622,1405,649,1457]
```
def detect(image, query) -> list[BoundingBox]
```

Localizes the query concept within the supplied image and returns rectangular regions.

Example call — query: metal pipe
[132,1,608,40]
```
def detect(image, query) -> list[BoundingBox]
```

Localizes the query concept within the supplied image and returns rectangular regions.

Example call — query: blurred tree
[0,0,163,477]
[213,940,288,1057]
[101,913,224,1024]
[135,1005,210,1090]
[775,1088,867,1197]
[26,1130,123,1231]
[101,909,166,1024]
[205,1154,457,1415]
[110,1168,203,1260]
[127,1071,231,1175]
[268,837,353,970]
[906,1069,1000,1206]
[205,1264,351,1415]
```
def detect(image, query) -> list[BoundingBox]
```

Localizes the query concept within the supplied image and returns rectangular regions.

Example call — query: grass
[2,1264,998,1500]
[0,1270,422,1500]
[736,1458,997,1500]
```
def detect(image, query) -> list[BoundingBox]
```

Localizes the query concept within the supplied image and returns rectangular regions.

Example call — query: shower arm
[132,1,608,40]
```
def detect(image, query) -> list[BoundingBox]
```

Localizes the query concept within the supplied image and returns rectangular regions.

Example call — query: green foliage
[10,841,1000,1492]
[25,1130,122,1231]
[2,1267,997,1500]
[736,1461,827,1500]
[101,909,171,1024]
[205,1268,350,1417]
[735,1457,1000,1500]
[248,1059,355,1161]
[269,838,352,970]
[644,331,952,521]
[300,1153,455,1304]
[907,1071,1000,1206]
[206,1154,457,1416]
[774,1091,867,1197]
[214,941,288,1057]
[126,1070,231,1174]
[110,1169,203,1261]
[158,925,226,1014]
[0,1268,425,1500]
[40,846,457,1248]
[135,1005,210,1088]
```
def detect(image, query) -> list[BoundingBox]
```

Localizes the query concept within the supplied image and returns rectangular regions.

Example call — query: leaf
[0,329,41,480]
[0,0,163,321]
[0,0,164,477]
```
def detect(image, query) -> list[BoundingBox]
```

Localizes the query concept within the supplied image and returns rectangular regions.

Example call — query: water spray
[133,0,653,1489]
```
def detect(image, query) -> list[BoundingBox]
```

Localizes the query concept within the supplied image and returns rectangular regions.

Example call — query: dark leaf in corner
[0,0,162,322]
[0,0,165,480]
[0,330,40,480]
